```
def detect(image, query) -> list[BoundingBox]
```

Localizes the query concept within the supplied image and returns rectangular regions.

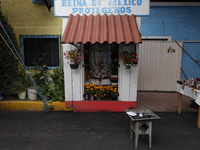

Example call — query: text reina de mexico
[60,0,143,15]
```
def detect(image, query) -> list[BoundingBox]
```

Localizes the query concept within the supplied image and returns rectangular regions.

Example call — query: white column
[118,43,138,102]
[62,18,84,102]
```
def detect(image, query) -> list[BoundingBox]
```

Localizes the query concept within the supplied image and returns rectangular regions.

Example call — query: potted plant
[10,81,26,99]
[120,51,138,69]
[89,84,96,101]
[84,83,90,100]
[110,85,118,100]
[64,47,83,69]
[9,71,29,100]
[26,74,38,101]
[105,86,111,99]
[94,85,103,101]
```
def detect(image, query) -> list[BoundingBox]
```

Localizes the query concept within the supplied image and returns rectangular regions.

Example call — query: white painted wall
[63,18,84,102]
[118,43,138,102]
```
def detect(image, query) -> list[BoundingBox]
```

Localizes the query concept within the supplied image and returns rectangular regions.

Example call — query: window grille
[21,35,60,69]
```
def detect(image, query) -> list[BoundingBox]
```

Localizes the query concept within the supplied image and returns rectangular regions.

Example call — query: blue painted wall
[141,6,200,79]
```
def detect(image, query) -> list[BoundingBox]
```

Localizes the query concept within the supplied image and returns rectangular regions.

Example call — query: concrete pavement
[0,111,200,150]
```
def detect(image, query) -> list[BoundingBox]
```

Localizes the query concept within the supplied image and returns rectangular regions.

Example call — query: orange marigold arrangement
[94,84,103,97]
[84,84,118,100]
[84,83,90,94]
[110,85,118,97]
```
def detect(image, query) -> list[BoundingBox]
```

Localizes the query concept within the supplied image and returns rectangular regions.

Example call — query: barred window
[21,35,60,69]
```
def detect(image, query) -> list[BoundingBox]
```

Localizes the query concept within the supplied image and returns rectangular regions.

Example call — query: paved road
[0,111,200,150]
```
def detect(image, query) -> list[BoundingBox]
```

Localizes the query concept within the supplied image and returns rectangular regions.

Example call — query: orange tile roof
[61,14,142,44]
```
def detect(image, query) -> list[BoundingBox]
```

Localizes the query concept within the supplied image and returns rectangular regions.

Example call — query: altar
[176,84,200,128]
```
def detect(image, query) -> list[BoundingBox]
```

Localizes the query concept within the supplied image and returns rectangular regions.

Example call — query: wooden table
[125,109,160,148]
[176,84,200,128]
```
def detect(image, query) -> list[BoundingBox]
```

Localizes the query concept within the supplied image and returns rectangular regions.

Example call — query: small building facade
[1,0,200,112]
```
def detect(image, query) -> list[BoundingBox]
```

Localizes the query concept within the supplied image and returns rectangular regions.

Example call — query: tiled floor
[135,92,198,112]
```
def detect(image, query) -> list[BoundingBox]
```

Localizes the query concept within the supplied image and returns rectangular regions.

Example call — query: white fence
[137,41,183,91]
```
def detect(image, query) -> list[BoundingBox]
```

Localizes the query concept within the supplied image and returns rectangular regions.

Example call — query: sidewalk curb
[0,101,73,111]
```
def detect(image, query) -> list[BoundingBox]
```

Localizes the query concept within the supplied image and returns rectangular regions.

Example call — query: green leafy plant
[10,82,26,94]
[0,3,21,96]
[9,71,30,94]
[39,67,65,103]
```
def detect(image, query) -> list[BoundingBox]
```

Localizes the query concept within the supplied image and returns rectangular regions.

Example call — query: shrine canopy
[61,14,142,44]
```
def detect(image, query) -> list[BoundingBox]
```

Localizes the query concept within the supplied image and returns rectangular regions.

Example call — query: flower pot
[0,92,3,100]
[124,64,132,69]
[89,94,94,101]
[97,96,101,101]
[111,96,118,100]
[18,91,26,100]
[105,96,109,99]
[110,75,118,83]
[84,94,89,100]
[70,64,79,69]
[27,88,37,100]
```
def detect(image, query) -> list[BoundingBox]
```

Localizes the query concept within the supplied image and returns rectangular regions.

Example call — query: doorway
[83,42,119,101]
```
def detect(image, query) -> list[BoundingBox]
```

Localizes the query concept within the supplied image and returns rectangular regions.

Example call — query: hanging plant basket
[70,64,79,69]
[123,64,132,69]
